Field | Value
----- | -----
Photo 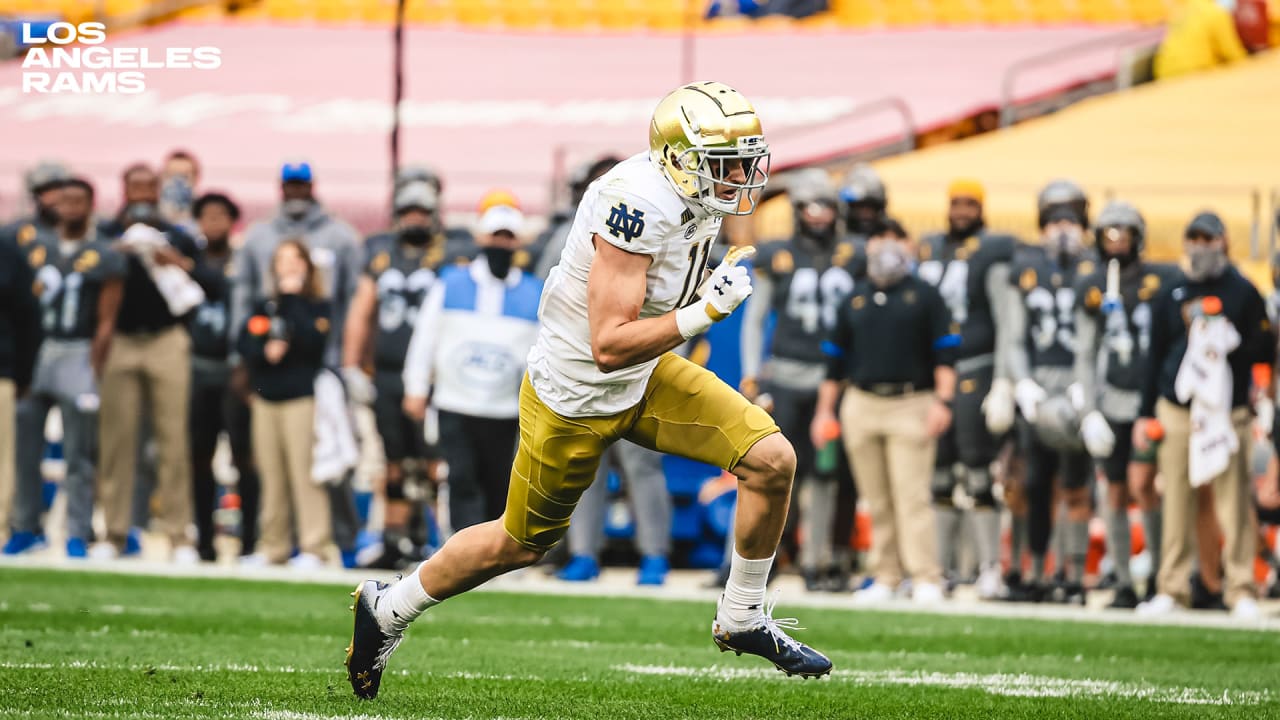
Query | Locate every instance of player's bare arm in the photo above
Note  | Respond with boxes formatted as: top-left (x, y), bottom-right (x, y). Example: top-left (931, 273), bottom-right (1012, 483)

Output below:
top-left (587, 236), bottom-right (684, 373)
top-left (341, 275), bottom-right (378, 370)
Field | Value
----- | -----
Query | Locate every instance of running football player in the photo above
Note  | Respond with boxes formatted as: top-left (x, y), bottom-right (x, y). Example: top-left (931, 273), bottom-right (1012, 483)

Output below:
top-left (345, 81), bottom-right (832, 700)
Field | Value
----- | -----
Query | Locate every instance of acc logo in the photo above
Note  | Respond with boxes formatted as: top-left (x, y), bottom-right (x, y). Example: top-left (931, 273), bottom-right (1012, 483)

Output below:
top-left (605, 202), bottom-right (645, 243)
top-left (1138, 273), bottom-right (1162, 301)
top-left (1085, 286), bottom-right (1103, 310)
top-left (424, 246), bottom-right (444, 268)
top-left (1019, 268), bottom-right (1038, 291)
top-left (17, 224), bottom-right (36, 246)
top-left (833, 242), bottom-right (853, 269)
top-left (772, 250), bottom-right (794, 274)
top-left (73, 249), bottom-right (99, 272)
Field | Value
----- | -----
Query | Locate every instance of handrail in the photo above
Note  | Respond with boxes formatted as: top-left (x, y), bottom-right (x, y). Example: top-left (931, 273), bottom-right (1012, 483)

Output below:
top-left (999, 27), bottom-right (1166, 128)
top-left (767, 94), bottom-right (917, 158)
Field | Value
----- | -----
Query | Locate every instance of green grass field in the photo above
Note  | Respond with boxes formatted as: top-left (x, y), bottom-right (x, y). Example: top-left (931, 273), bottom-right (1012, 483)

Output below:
top-left (1, 567), bottom-right (1277, 720)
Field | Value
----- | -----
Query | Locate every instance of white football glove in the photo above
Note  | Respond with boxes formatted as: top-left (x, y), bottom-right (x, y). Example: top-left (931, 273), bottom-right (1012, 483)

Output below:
top-left (982, 378), bottom-right (1016, 435)
top-left (1014, 378), bottom-right (1047, 423)
top-left (342, 366), bottom-right (376, 406)
top-left (676, 246), bottom-right (755, 339)
top-left (1080, 410), bottom-right (1116, 459)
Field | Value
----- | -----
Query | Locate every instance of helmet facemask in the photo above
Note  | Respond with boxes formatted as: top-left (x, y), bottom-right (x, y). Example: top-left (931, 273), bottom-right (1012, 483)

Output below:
top-left (669, 141), bottom-right (770, 216)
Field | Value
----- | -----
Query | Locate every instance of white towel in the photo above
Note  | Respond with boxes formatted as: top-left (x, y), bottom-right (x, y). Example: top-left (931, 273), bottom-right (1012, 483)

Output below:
top-left (1174, 314), bottom-right (1240, 487)
top-left (120, 223), bottom-right (205, 316)
top-left (312, 369), bottom-right (359, 486)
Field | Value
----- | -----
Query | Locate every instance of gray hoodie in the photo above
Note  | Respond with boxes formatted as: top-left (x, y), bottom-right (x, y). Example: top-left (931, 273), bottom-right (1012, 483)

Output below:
top-left (230, 201), bottom-right (360, 366)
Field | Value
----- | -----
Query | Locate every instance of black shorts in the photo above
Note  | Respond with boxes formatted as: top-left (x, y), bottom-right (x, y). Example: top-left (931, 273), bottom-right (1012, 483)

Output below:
top-left (764, 383), bottom-right (820, 483)
top-left (1019, 418), bottom-right (1091, 491)
top-left (374, 370), bottom-right (428, 462)
top-left (1099, 419), bottom-right (1135, 485)
top-left (936, 361), bottom-right (999, 470)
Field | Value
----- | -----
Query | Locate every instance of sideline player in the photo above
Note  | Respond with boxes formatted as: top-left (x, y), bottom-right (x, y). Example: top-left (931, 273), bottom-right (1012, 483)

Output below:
top-left (345, 81), bottom-right (832, 699)
top-left (1073, 200), bottom-right (1179, 607)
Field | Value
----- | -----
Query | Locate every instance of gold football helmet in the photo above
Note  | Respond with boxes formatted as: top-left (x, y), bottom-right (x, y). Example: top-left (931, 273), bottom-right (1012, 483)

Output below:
top-left (649, 81), bottom-right (770, 216)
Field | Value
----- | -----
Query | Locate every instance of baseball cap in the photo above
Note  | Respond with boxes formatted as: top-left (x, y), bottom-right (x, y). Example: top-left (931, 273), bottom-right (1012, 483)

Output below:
top-left (393, 181), bottom-right (439, 214)
top-left (281, 162), bottom-right (313, 183)
top-left (1185, 211), bottom-right (1226, 238)
top-left (479, 205), bottom-right (524, 235)
top-left (25, 160), bottom-right (70, 194)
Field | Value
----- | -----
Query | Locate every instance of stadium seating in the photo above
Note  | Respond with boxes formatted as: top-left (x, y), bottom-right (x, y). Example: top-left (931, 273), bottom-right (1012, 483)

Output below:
top-left (859, 49), bottom-right (1280, 285)
top-left (10, 0), bottom-right (1196, 31)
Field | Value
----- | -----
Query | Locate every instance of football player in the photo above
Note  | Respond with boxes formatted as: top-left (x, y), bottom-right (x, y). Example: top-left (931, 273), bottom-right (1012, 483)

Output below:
top-left (346, 82), bottom-right (831, 699)
top-left (342, 182), bottom-right (456, 570)
top-left (1000, 179), bottom-right (1096, 604)
top-left (837, 163), bottom-right (887, 242)
top-left (11, 178), bottom-right (126, 558)
top-left (917, 179), bottom-right (1017, 599)
top-left (740, 168), bottom-right (856, 591)
top-left (1073, 200), bottom-right (1179, 607)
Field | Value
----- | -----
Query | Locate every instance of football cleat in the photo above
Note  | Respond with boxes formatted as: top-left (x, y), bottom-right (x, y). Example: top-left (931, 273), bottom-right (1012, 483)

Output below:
top-left (711, 593), bottom-right (832, 678)
top-left (345, 579), bottom-right (404, 700)
top-left (2, 531), bottom-right (47, 556)
top-left (1108, 585), bottom-right (1139, 609)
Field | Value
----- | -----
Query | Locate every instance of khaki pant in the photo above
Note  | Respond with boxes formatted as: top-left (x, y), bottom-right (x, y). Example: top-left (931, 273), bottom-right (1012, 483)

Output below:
top-left (1155, 399), bottom-right (1257, 607)
top-left (0, 379), bottom-right (13, 537)
top-left (251, 396), bottom-right (333, 563)
top-left (98, 326), bottom-right (193, 548)
top-left (840, 388), bottom-right (942, 587)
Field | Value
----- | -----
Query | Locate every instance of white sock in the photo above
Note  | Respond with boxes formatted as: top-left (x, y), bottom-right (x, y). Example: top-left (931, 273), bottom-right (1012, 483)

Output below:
top-left (717, 551), bottom-right (773, 632)
top-left (377, 562), bottom-right (440, 634)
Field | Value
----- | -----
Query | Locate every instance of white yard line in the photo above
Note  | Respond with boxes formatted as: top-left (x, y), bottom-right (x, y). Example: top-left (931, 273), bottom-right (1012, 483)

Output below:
top-left (2, 555), bottom-right (1277, 631)
top-left (614, 664), bottom-right (1274, 706)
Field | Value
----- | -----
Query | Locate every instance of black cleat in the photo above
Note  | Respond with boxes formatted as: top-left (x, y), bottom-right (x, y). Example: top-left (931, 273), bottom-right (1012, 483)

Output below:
top-left (345, 579), bottom-right (404, 700)
top-left (1059, 582), bottom-right (1087, 607)
top-left (711, 595), bottom-right (832, 678)
top-left (1108, 585), bottom-right (1139, 609)
top-left (1001, 581), bottom-right (1048, 603)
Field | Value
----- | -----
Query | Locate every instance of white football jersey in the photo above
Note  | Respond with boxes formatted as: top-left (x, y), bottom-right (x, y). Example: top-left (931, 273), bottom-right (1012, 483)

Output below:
top-left (527, 152), bottom-right (722, 417)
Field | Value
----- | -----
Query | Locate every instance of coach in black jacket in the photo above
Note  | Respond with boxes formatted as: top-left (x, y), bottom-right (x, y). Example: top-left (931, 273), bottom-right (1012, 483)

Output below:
top-left (0, 233), bottom-right (41, 541)
top-left (1134, 212), bottom-right (1275, 619)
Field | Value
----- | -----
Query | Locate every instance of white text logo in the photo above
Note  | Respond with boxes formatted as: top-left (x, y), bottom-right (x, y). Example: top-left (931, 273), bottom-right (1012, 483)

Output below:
top-left (21, 23), bottom-right (222, 94)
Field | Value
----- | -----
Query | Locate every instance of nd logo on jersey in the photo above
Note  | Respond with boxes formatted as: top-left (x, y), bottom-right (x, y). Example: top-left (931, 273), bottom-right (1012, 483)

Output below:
top-left (605, 202), bottom-right (646, 243)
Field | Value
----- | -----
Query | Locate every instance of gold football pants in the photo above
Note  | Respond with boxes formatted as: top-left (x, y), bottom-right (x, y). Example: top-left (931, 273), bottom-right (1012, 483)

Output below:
top-left (504, 352), bottom-right (779, 551)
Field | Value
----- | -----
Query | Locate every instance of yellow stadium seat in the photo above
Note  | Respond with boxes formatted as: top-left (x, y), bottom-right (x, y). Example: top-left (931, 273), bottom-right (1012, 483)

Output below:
top-left (498, 0), bottom-right (549, 29)
top-left (263, 0), bottom-right (314, 22)
top-left (833, 0), bottom-right (881, 27)
top-left (410, 0), bottom-right (456, 25)
top-left (549, 0), bottom-right (592, 30)
top-left (1030, 0), bottom-right (1072, 23)
top-left (176, 3), bottom-right (227, 22)
top-left (103, 0), bottom-right (145, 19)
top-left (599, 0), bottom-right (643, 30)
top-left (883, 0), bottom-right (926, 26)
top-left (56, 0), bottom-right (96, 23)
top-left (360, 0), bottom-right (396, 25)
top-left (935, 0), bottom-right (980, 25)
